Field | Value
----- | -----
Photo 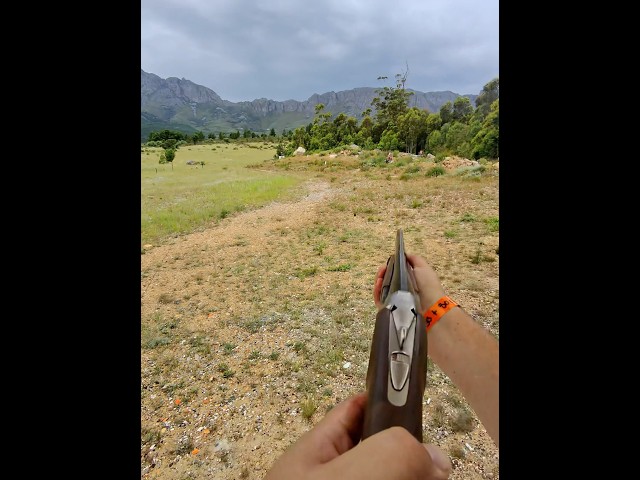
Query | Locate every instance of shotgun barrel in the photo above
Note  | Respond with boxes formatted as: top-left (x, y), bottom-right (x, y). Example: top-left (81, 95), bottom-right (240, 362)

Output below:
top-left (361, 229), bottom-right (427, 442)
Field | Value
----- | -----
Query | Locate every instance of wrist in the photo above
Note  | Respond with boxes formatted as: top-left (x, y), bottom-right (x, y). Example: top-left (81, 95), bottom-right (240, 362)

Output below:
top-left (422, 295), bottom-right (459, 331)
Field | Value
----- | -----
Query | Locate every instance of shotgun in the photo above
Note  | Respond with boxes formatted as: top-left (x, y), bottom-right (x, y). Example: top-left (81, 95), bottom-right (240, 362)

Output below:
top-left (361, 228), bottom-right (427, 442)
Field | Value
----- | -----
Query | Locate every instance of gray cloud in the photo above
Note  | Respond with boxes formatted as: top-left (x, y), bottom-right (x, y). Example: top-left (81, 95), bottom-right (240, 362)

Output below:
top-left (141, 0), bottom-right (498, 102)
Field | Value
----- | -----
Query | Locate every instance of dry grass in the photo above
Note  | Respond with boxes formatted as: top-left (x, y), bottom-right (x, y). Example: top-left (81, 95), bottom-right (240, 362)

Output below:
top-left (141, 150), bottom-right (499, 480)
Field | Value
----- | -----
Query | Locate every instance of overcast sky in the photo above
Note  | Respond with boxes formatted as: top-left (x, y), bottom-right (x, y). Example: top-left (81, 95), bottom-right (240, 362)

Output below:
top-left (141, 0), bottom-right (498, 103)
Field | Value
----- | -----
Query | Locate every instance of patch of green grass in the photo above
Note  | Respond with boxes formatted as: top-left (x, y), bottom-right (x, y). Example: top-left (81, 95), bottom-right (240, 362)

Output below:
top-left (217, 363), bottom-right (235, 379)
top-left (484, 216), bottom-right (499, 232)
top-left (296, 266), bottom-right (318, 278)
top-left (248, 350), bottom-right (261, 360)
top-left (327, 263), bottom-right (352, 272)
top-left (141, 143), bottom-right (300, 246)
top-left (313, 241), bottom-right (327, 255)
top-left (444, 230), bottom-right (457, 238)
top-left (269, 351), bottom-right (280, 361)
top-left (460, 212), bottom-right (476, 222)
top-left (410, 199), bottom-right (423, 208)
top-left (292, 341), bottom-right (307, 353)
top-left (222, 342), bottom-right (236, 355)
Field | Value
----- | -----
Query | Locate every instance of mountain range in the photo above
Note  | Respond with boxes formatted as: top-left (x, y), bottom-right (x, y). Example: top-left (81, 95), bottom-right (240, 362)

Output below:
top-left (141, 69), bottom-right (478, 142)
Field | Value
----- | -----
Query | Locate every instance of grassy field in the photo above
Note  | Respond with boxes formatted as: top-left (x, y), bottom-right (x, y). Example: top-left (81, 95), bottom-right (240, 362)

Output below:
top-left (141, 146), bottom-right (499, 480)
top-left (141, 142), bottom-right (301, 246)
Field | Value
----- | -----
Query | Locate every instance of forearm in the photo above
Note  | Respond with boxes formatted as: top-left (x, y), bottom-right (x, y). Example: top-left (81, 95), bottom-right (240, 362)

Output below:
top-left (427, 307), bottom-right (499, 446)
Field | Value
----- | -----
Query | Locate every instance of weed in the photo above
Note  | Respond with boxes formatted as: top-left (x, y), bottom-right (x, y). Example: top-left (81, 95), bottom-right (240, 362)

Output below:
top-left (444, 230), bottom-right (457, 238)
top-left (430, 404), bottom-right (447, 428)
top-left (293, 341), bottom-right (307, 353)
top-left (314, 241), bottom-right (326, 255)
top-left (222, 343), bottom-right (236, 355)
top-left (450, 444), bottom-right (466, 459)
top-left (141, 427), bottom-right (161, 444)
top-left (296, 266), bottom-right (318, 279)
top-left (158, 293), bottom-right (175, 304)
top-left (269, 351), bottom-right (280, 361)
top-left (300, 397), bottom-right (318, 420)
top-left (218, 363), bottom-right (235, 378)
top-left (451, 408), bottom-right (475, 433)
top-left (188, 335), bottom-right (211, 355)
top-left (248, 350), bottom-right (261, 360)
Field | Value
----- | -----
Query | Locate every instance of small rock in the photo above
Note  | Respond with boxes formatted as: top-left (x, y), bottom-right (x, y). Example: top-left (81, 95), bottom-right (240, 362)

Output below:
top-left (343, 362), bottom-right (351, 369)
top-left (214, 439), bottom-right (231, 453)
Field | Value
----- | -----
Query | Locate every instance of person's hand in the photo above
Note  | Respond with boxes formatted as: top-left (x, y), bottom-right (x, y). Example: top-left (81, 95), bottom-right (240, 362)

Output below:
top-left (264, 392), bottom-right (451, 480)
top-left (373, 254), bottom-right (446, 311)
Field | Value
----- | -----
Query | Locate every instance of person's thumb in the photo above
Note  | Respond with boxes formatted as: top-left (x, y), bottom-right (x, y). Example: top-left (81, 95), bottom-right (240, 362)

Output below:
top-left (424, 443), bottom-right (452, 475)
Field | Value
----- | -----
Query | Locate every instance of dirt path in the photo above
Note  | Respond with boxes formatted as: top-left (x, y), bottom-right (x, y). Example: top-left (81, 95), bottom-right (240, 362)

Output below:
top-left (141, 171), bottom-right (499, 480)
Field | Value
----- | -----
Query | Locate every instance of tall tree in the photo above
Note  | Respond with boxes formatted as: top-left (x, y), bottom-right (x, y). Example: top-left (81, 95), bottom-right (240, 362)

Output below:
top-left (471, 99), bottom-right (499, 159)
top-left (439, 102), bottom-right (453, 125)
top-left (475, 77), bottom-right (499, 119)
top-left (452, 97), bottom-right (473, 123)
top-left (371, 66), bottom-right (413, 135)
top-left (397, 107), bottom-right (429, 154)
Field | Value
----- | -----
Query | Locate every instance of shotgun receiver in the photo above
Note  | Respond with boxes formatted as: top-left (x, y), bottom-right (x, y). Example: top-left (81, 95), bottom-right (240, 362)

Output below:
top-left (362, 229), bottom-right (427, 442)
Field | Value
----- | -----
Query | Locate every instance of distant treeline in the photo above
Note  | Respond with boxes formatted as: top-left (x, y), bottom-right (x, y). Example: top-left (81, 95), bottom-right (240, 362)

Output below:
top-left (145, 75), bottom-right (498, 160)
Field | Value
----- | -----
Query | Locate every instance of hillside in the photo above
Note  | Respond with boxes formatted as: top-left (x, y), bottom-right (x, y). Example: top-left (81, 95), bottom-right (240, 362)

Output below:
top-left (141, 70), bottom-right (478, 141)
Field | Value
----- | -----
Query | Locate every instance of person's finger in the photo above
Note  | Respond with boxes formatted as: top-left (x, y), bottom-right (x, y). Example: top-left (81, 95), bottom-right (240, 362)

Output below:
top-left (373, 264), bottom-right (386, 308)
top-left (318, 426), bottom-right (451, 480)
top-left (293, 392), bottom-right (368, 464)
top-left (407, 253), bottom-right (429, 267)
top-left (406, 254), bottom-right (446, 308)
top-left (263, 393), bottom-right (368, 480)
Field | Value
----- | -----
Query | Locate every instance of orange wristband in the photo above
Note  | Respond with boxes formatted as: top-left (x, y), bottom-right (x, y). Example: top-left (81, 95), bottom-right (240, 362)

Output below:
top-left (423, 296), bottom-right (458, 331)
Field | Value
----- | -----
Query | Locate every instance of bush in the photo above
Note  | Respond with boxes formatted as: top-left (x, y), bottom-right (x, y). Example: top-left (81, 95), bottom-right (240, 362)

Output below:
top-left (426, 166), bottom-right (446, 177)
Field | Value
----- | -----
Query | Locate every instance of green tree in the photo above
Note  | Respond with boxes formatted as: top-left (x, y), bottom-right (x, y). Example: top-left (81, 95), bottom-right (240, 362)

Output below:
top-left (439, 102), bottom-right (453, 125)
top-left (397, 107), bottom-right (428, 154)
top-left (164, 148), bottom-right (175, 163)
top-left (291, 126), bottom-right (309, 150)
top-left (192, 131), bottom-right (205, 144)
top-left (428, 130), bottom-right (444, 152)
top-left (371, 67), bottom-right (413, 135)
top-left (355, 115), bottom-right (373, 147)
top-left (148, 129), bottom-right (186, 142)
top-left (471, 99), bottom-right (499, 159)
top-left (475, 77), bottom-right (499, 119)
top-left (218, 132), bottom-right (225, 140)
top-left (270, 128), bottom-right (276, 137)
top-left (378, 129), bottom-right (400, 151)
top-left (452, 97), bottom-right (473, 123)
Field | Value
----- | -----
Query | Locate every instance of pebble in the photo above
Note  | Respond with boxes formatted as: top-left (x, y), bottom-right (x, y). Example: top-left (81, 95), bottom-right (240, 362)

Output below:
top-left (343, 362), bottom-right (351, 369)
